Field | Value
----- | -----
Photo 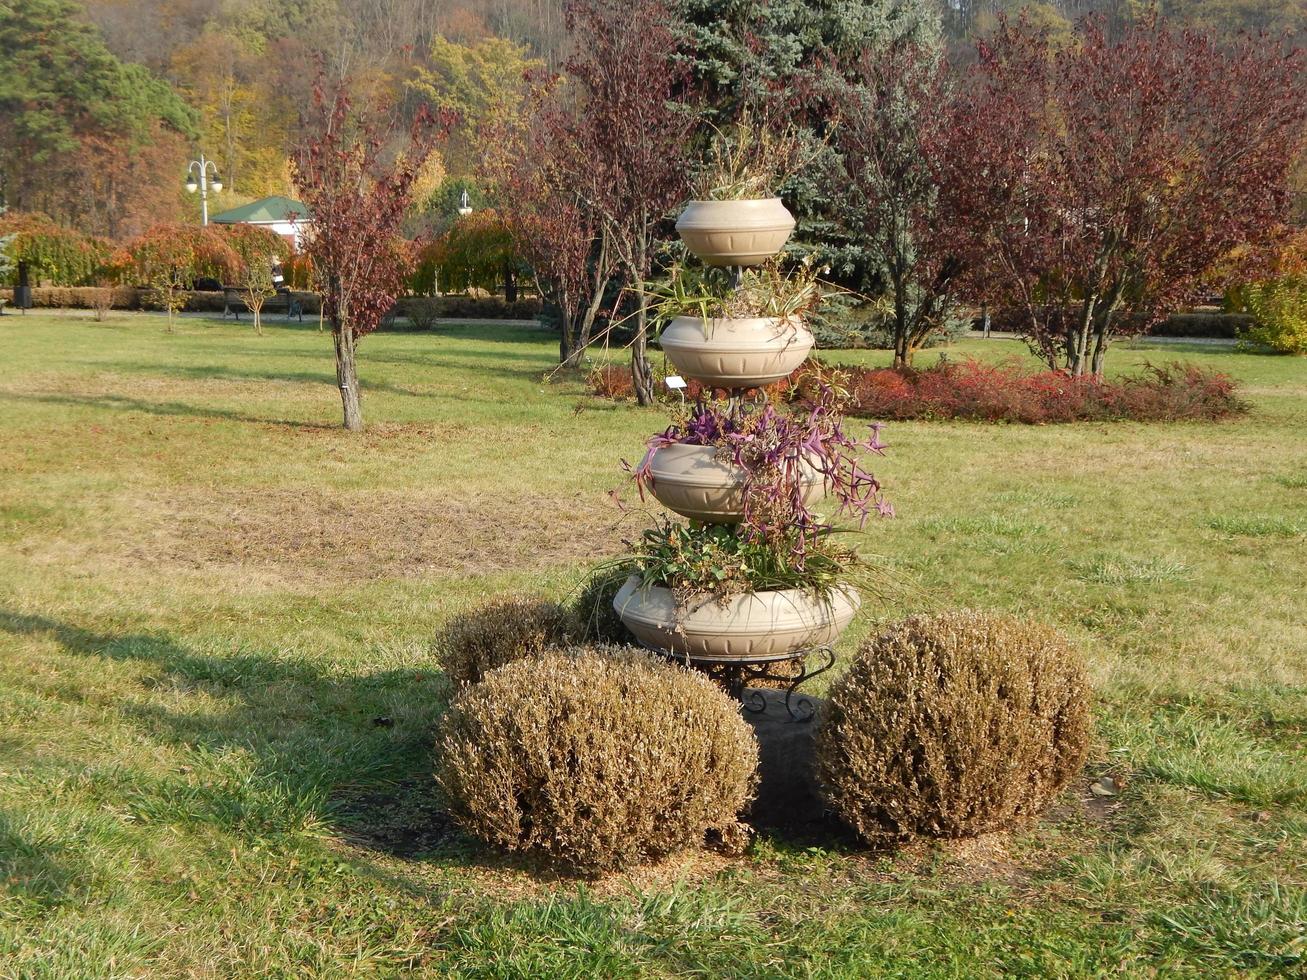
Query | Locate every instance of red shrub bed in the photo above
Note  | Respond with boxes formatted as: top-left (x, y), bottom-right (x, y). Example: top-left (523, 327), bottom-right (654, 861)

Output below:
top-left (829, 358), bottom-right (1245, 423)
top-left (586, 356), bottom-right (1244, 423)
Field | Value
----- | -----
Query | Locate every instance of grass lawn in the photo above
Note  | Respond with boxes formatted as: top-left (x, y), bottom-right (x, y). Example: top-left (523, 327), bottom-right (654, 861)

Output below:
top-left (1, 310), bottom-right (1304, 977)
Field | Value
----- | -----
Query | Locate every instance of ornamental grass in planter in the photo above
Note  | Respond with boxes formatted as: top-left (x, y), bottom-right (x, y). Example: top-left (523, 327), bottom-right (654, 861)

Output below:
top-left (816, 610), bottom-right (1092, 844)
top-left (650, 261), bottom-right (823, 388)
top-left (436, 648), bottom-right (758, 875)
top-left (674, 114), bottom-right (805, 266)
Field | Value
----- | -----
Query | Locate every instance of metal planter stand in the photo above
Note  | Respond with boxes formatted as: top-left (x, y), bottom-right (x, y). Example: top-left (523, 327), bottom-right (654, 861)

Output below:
top-left (653, 645), bottom-right (836, 723)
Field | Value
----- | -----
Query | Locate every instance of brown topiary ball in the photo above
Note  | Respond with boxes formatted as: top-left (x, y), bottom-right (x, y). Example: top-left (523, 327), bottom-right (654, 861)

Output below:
top-left (435, 595), bottom-right (575, 688)
top-left (816, 610), bottom-right (1091, 844)
top-left (436, 648), bottom-right (759, 875)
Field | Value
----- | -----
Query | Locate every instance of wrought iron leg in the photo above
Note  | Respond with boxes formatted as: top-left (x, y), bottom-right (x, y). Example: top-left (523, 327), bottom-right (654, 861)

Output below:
top-left (782, 646), bottom-right (836, 722)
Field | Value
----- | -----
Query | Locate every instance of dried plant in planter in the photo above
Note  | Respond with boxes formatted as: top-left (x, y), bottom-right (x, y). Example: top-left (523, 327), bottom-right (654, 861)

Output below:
top-left (816, 610), bottom-right (1092, 844)
top-left (648, 257), bottom-right (827, 329)
top-left (693, 111), bottom-right (812, 201)
top-left (434, 594), bottom-right (575, 687)
top-left (436, 648), bottom-right (759, 875)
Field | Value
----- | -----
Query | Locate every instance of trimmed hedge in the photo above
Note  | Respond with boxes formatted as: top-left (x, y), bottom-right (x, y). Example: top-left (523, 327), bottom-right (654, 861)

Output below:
top-left (437, 648), bottom-right (758, 874)
top-left (0, 288), bottom-right (541, 322)
top-left (434, 594), bottom-right (576, 688)
top-left (817, 610), bottom-right (1091, 844)
top-left (0, 286), bottom-right (321, 315)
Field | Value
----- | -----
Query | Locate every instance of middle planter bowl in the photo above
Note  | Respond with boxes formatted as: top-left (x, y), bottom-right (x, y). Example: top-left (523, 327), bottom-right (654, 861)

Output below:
top-left (646, 443), bottom-right (826, 524)
top-left (614, 576), bottom-right (860, 660)
top-left (660, 316), bottom-right (814, 389)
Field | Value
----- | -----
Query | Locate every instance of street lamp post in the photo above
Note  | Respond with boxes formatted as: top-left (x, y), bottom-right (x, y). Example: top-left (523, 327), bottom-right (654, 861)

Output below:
top-left (185, 154), bottom-right (224, 226)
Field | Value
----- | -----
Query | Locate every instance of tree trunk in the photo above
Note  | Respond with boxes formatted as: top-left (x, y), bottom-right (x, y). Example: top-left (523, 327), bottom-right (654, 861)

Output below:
top-left (1068, 299), bottom-right (1096, 376)
top-left (631, 295), bottom-right (655, 406)
top-left (564, 232), bottom-right (610, 368)
top-left (503, 262), bottom-right (518, 303)
top-left (891, 267), bottom-right (911, 370)
top-left (1090, 312), bottom-right (1111, 378)
top-left (334, 325), bottom-right (363, 431)
top-left (253, 304), bottom-right (263, 336)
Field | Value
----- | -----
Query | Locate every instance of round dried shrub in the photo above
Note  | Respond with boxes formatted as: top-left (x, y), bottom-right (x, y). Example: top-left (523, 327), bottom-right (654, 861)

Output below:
top-left (435, 595), bottom-right (575, 687)
top-left (816, 610), bottom-right (1091, 844)
top-left (436, 648), bottom-right (759, 875)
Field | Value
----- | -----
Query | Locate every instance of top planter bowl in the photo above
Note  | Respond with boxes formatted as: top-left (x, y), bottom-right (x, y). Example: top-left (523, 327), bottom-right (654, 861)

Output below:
top-left (675, 198), bottom-right (796, 267)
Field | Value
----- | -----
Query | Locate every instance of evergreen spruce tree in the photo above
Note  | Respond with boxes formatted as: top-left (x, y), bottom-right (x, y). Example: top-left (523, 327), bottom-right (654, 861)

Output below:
top-left (674, 0), bottom-right (941, 303)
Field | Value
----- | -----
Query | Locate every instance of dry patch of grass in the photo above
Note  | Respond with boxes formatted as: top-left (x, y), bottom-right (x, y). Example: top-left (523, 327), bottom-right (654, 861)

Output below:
top-left (131, 486), bottom-right (628, 584)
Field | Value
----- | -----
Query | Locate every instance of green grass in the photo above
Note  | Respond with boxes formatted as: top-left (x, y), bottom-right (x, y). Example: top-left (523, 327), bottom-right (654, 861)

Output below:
top-left (1, 310), bottom-right (1304, 977)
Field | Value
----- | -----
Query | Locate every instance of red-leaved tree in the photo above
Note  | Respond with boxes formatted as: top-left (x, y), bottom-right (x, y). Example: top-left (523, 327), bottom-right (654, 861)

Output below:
top-left (293, 84), bottom-right (456, 430)
top-left (561, 0), bottom-right (699, 404)
top-left (122, 224), bottom-right (242, 332)
top-left (489, 74), bottom-right (615, 368)
top-left (825, 40), bottom-right (962, 370)
top-left (946, 17), bottom-right (1307, 376)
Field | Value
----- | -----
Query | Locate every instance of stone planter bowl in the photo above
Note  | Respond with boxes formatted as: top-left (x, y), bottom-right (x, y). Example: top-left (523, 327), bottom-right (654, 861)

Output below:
top-left (675, 198), bottom-right (796, 266)
top-left (645, 444), bottom-right (825, 524)
top-left (614, 576), bottom-right (860, 660)
top-left (659, 316), bottom-right (814, 389)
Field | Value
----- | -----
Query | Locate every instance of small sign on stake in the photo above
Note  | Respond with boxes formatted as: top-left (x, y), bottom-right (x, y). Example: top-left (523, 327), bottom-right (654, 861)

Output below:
top-left (665, 374), bottom-right (687, 405)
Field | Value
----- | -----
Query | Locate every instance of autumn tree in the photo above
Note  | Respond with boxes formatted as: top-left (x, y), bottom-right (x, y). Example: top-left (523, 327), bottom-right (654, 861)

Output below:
top-left (407, 35), bottom-right (545, 177)
top-left (487, 75), bottom-right (615, 366)
top-left (0, 0), bottom-right (197, 237)
top-left (561, 0), bottom-right (699, 404)
top-left (293, 83), bottom-right (455, 430)
top-left (123, 224), bottom-right (241, 332)
top-left (0, 211), bottom-right (112, 290)
top-left (825, 41), bottom-right (963, 369)
top-left (947, 16), bottom-right (1307, 375)
top-left (223, 224), bottom-right (293, 335)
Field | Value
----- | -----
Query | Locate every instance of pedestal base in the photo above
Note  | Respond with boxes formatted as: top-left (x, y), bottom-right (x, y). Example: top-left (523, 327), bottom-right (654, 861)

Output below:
top-left (651, 645), bottom-right (836, 723)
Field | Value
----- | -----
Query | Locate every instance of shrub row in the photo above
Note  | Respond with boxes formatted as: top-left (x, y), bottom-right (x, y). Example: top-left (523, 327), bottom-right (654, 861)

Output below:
top-left (0, 286), bottom-right (321, 315)
top-left (831, 358), bottom-right (1246, 422)
top-left (393, 295), bottom-right (542, 323)
top-left (0, 287), bottom-right (541, 322)
top-left (433, 589), bottom-right (1092, 875)
top-left (585, 356), bottom-right (1245, 422)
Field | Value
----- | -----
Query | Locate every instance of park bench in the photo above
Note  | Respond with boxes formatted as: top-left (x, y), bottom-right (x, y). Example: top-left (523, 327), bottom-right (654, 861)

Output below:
top-left (221, 286), bottom-right (304, 323)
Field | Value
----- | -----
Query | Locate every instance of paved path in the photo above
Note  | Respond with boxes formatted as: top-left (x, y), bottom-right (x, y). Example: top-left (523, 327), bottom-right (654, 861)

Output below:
top-left (965, 330), bottom-right (1236, 348)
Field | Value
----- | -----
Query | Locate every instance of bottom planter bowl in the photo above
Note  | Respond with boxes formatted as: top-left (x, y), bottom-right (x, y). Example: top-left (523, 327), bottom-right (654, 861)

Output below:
top-left (613, 576), bottom-right (860, 660)
top-left (646, 444), bottom-right (826, 524)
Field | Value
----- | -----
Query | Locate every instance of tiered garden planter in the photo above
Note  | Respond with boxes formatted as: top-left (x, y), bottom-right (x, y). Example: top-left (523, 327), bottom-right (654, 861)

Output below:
top-left (615, 196), bottom-right (859, 721)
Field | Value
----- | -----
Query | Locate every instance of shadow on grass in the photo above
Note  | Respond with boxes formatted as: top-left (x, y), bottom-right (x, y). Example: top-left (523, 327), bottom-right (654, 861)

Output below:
top-left (93, 361), bottom-right (432, 399)
top-left (0, 610), bottom-right (453, 860)
top-left (0, 391), bottom-right (336, 430)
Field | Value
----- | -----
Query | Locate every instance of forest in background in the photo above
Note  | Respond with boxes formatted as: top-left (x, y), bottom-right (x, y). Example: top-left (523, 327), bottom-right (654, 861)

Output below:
top-left (2, 0), bottom-right (1303, 240)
